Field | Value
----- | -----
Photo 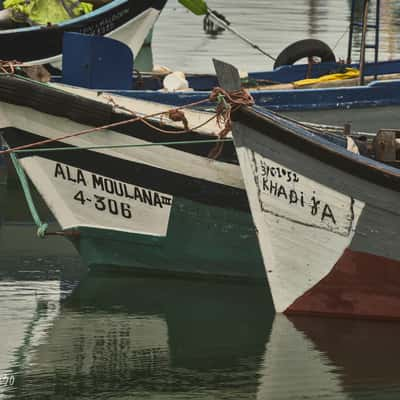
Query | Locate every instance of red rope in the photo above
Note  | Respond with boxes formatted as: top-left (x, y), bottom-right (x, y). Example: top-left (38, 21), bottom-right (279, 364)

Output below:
top-left (208, 87), bottom-right (254, 158)
top-left (0, 87), bottom-right (254, 157)
top-left (0, 60), bottom-right (24, 74)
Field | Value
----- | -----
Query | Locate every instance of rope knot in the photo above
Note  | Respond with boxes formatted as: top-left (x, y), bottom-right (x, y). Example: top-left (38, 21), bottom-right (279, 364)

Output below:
top-left (0, 60), bottom-right (22, 74)
top-left (209, 87), bottom-right (254, 109)
top-left (209, 87), bottom-right (254, 138)
top-left (37, 223), bottom-right (49, 238)
top-left (208, 87), bottom-right (254, 159)
top-left (168, 109), bottom-right (189, 131)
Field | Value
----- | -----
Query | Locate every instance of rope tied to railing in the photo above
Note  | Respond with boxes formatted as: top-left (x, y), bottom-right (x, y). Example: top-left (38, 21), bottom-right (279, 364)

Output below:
top-left (10, 152), bottom-right (49, 238)
top-left (0, 87), bottom-right (254, 158)
top-left (208, 87), bottom-right (255, 158)
top-left (2, 86), bottom-right (254, 239)
top-left (210, 87), bottom-right (254, 137)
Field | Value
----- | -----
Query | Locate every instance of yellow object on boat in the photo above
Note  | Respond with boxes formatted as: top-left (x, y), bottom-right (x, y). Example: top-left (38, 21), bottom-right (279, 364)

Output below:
top-left (4, 0), bottom-right (93, 25)
top-left (293, 67), bottom-right (360, 88)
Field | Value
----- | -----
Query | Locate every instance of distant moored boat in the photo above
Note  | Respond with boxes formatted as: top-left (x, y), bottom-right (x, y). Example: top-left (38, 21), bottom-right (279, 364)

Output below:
top-left (0, 0), bottom-right (167, 66)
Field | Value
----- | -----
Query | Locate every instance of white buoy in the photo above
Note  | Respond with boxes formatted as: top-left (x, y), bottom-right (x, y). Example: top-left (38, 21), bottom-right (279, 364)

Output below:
top-left (162, 71), bottom-right (190, 92)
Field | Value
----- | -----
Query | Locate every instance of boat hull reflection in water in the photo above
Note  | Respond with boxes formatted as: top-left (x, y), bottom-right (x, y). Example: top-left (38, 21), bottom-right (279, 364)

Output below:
top-left (259, 315), bottom-right (400, 399)
top-left (3, 274), bottom-right (400, 399)
top-left (6, 275), bottom-right (273, 398)
top-left (0, 183), bottom-right (83, 279)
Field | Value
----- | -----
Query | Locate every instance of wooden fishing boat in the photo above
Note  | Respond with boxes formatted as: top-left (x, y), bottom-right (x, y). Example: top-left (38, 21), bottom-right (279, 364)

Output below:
top-left (87, 57), bottom-right (400, 91)
top-left (118, 72), bottom-right (400, 134)
top-left (0, 73), bottom-right (266, 280)
top-left (46, 33), bottom-right (400, 134)
top-left (74, 38), bottom-right (400, 134)
top-left (93, 0), bottom-right (400, 133)
top-left (214, 60), bottom-right (400, 320)
top-left (0, 0), bottom-right (167, 66)
top-left (42, 0), bottom-right (400, 135)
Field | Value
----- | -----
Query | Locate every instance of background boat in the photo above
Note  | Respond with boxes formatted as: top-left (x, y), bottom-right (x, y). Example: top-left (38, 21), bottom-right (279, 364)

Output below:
top-left (47, 26), bottom-right (400, 134)
top-left (0, 0), bottom-right (167, 66)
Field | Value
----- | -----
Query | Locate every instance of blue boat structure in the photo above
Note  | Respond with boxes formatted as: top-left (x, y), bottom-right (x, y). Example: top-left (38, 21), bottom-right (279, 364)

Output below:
top-left (45, 26), bottom-right (400, 134)
top-left (66, 40), bottom-right (399, 134)
top-left (114, 67), bottom-right (400, 133)
top-left (214, 59), bottom-right (400, 320)
top-left (67, 0), bottom-right (400, 133)
top-left (0, 0), bottom-right (167, 66)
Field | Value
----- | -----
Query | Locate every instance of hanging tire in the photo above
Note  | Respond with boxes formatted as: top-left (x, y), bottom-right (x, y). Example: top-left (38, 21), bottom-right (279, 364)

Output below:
top-left (273, 39), bottom-right (336, 69)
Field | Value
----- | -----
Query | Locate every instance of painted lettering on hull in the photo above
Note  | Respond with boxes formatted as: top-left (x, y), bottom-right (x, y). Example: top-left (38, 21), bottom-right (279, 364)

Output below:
top-left (78, 8), bottom-right (130, 36)
top-left (34, 160), bottom-right (173, 236)
top-left (250, 154), bottom-right (354, 236)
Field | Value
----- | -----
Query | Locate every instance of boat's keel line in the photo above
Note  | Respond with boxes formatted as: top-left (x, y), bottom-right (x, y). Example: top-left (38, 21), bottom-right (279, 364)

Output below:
top-left (285, 248), bottom-right (400, 319)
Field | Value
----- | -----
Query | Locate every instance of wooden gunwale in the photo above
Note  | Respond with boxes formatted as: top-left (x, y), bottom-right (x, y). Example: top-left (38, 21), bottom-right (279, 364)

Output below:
top-left (234, 106), bottom-right (400, 191)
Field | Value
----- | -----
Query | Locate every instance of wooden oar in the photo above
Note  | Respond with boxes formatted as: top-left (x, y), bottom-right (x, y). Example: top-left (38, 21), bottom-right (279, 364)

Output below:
top-left (178, 0), bottom-right (276, 61)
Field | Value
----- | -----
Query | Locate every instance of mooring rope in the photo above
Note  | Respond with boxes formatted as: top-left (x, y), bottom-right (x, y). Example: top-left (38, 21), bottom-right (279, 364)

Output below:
top-left (9, 153), bottom-right (49, 237)
top-left (12, 138), bottom-right (233, 154)
top-left (3, 87), bottom-right (253, 239)
top-left (208, 87), bottom-right (255, 158)
top-left (0, 60), bottom-right (25, 74)
top-left (0, 87), bottom-right (254, 157)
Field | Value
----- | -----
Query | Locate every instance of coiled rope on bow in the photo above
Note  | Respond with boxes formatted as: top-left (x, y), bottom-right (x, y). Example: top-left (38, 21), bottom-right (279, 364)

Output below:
top-left (208, 87), bottom-right (255, 158)
top-left (210, 87), bottom-right (255, 137)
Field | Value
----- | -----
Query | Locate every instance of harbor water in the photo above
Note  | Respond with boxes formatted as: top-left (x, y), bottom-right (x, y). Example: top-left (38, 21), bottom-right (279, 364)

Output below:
top-left (2, 0), bottom-right (400, 398)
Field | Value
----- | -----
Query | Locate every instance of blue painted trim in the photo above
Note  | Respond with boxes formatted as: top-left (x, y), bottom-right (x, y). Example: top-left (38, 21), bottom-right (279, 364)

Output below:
top-left (108, 78), bottom-right (400, 111)
top-left (248, 60), bottom-right (400, 83)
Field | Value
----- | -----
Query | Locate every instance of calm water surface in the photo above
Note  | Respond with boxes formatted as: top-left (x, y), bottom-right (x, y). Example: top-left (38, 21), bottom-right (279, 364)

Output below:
top-left (152, 0), bottom-right (400, 73)
top-left (2, 1), bottom-right (400, 398)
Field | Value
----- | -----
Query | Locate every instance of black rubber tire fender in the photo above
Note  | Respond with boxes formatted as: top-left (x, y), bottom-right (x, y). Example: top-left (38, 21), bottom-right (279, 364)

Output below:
top-left (273, 39), bottom-right (336, 69)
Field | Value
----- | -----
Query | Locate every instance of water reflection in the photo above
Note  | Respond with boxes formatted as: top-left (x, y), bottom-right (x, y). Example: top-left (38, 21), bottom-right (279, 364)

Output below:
top-left (153, 0), bottom-right (400, 73)
top-left (259, 315), bottom-right (400, 400)
top-left (4, 275), bottom-right (274, 399)
top-left (1, 180), bottom-right (400, 399)
top-left (288, 316), bottom-right (400, 398)
top-left (1, 2), bottom-right (400, 397)
top-left (2, 273), bottom-right (400, 399)
top-left (307, 0), bottom-right (327, 36)
top-left (380, 0), bottom-right (400, 58)
top-left (0, 183), bottom-right (83, 280)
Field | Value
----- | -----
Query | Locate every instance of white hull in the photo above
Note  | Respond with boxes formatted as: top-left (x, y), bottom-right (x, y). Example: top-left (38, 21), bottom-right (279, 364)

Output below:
top-left (22, 7), bottom-right (162, 68)
top-left (232, 107), bottom-right (400, 319)
top-left (0, 86), bottom-right (242, 238)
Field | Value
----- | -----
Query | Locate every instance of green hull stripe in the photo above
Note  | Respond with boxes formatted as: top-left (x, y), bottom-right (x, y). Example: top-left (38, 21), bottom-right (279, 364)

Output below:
top-left (75, 196), bottom-right (266, 280)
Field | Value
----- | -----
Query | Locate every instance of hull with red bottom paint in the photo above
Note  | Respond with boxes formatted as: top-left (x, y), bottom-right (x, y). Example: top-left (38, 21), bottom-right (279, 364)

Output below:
top-left (216, 58), bottom-right (400, 320)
